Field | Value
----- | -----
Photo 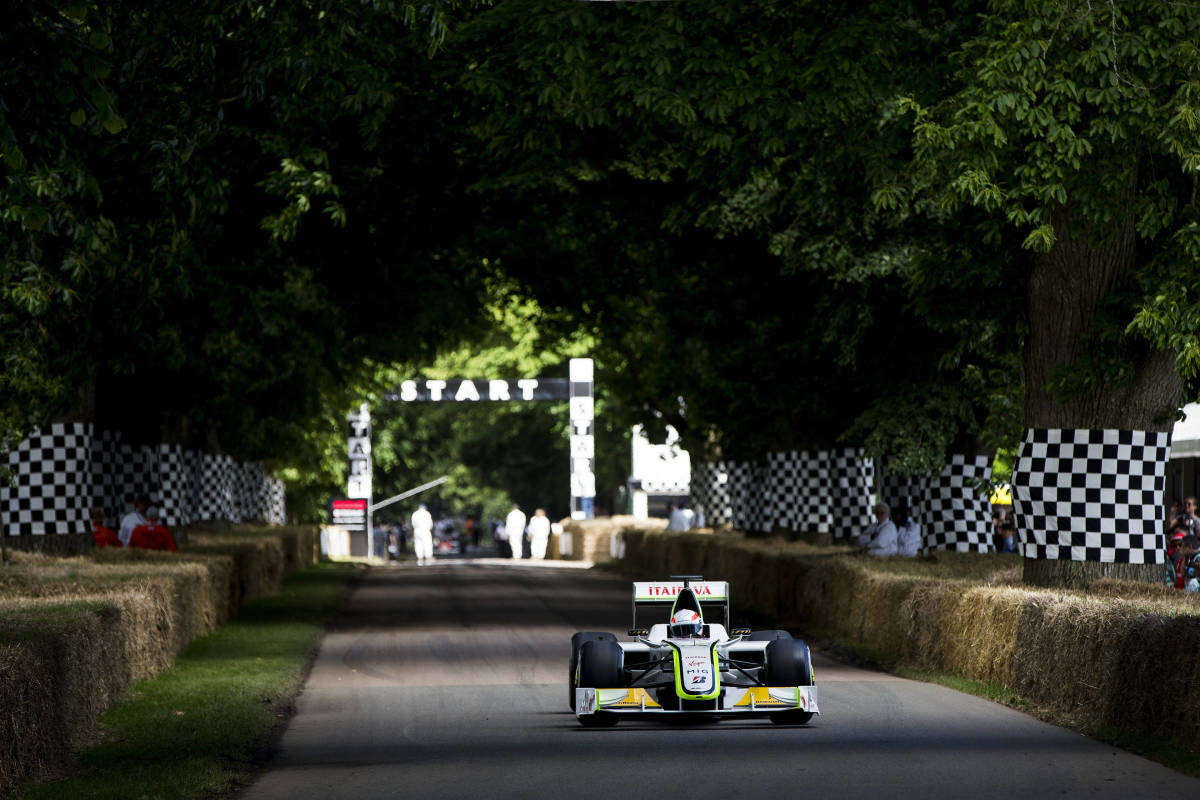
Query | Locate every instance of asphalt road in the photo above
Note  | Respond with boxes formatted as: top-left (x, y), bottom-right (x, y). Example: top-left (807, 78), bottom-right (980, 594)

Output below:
top-left (241, 562), bottom-right (1199, 800)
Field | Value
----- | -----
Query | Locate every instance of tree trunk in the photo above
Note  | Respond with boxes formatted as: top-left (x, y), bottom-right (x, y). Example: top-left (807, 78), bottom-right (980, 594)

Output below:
top-left (1021, 193), bottom-right (1183, 587)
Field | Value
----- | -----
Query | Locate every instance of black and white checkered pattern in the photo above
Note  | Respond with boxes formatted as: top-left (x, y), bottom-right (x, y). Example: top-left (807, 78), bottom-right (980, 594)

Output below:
top-left (728, 461), bottom-right (772, 533)
top-left (267, 476), bottom-right (286, 524)
top-left (154, 444), bottom-right (196, 528)
top-left (794, 451), bottom-right (835, 535)
top-left (4, 426), bottom-right (288, 535)
top-left (879, 466), bottom-right (924, 529)
top-left (923, 455), bottom-right (993, 553)
top-left (90, 429), bottom-right (123, 526)
top-left (691, 450), bottom-right (872, 537)
top-left (1012, 428), bottom-right (1168, 564)
top-left (768, 451), bottom-right (803, 531)
top-left (197, 453), bottom-right (235, 521)
top-left (1, 423), bottom-right (93, 536)
top-left (828, 449), bottom-right (874, 540)
top-left (690, 461), bottom-right (734, 526)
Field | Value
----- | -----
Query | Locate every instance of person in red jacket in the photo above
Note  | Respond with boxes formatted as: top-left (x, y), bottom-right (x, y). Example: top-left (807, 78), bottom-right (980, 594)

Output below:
top-left (91, 508), bottom-right (120, 548)
top-left (128, 506), bottom-right (178, 552)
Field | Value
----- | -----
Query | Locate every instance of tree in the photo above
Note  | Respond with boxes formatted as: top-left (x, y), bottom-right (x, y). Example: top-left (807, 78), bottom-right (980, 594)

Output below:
top-left (1, 0), bottom-right (489, 464)
top-left (448, 0), bottom-right (1200, 585)
top-left (446, 1), bottom-right (1016, 469)
top-left (897, 1), bottom-right (1200, 585)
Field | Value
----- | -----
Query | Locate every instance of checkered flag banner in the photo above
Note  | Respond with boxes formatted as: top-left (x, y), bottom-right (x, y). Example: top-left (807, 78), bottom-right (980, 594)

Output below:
top-left (4, 426), bottom-right (288, 536)
top-left (828, 449), bottom-right (874, 539)
top-left (923, 455), bottom-right (993, 553)
top-left (879, 467), bottom-right (924, 529)
top-left (1, 423), bottom-right (94, 536)
top-left (690, 461), bottom-right (734, 526)
top-left (692, 449), bottom-right (872, 537)
top-left (1011, 428), bottom-right (1168, 564)
top-left (768, 450), bottom-right (834, 535)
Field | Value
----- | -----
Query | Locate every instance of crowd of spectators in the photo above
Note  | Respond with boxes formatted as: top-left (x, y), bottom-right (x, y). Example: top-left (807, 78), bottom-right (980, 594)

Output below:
top-left (1166, 497), bottom-right (1200, 591)
top-left (92, 493), bottom-right (178, 551)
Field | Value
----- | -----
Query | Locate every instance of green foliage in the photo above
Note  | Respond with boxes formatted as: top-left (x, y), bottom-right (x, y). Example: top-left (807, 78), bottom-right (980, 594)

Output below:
top-left (900, 1), bottom-right (1200, 406)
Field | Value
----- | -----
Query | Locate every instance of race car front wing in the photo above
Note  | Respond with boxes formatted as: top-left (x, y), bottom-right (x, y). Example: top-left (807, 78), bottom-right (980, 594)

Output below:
top-left (575, 686), bottom-right (819, 717)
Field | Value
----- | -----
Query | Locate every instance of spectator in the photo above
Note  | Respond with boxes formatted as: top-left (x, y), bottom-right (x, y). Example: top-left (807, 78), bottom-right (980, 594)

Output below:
top-left (667, 501), bottom-right (696, 531)
top-left (858, 502), bottom-right (898, 557)
top-left (1166, 499), bottom-right (1185, 528)
top-left (506, 504), bottom-right (527, 560)
top-left (1179, 497), bottom-right (1200, 535)
top-left (893, 503), bottom-right (921, 557)
top-left (128, 506), bottom-right (178, 551)
top-left (118, 493), bottom-right (153, 548)
top-left (411, 503), bottom-right (434, 565)
top-left (91, 508), bottom-right (120, 548)
top-left (387, 525), bottom-right (400, 561)
top-left (992, 506), bottom-right (1011, 551)
top-left (494, 519), bottom-right (509, 557)
top-left (528, 508), bottom-right (552, 559)
top-left (1167, 523), bottom-right (1188, 560)
top-left (999, 522), bottom-right (1017, 553)
top-left (1173, 534), bottom-right (1200, 589)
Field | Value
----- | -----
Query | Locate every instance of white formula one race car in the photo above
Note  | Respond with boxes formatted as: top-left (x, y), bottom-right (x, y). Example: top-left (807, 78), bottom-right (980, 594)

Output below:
top-left (570, 575), bottom-right (819, 727)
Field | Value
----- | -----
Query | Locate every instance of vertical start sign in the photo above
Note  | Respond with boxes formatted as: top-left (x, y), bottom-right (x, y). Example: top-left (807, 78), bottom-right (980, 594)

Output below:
top-left (347, 403), bottom-right (372, 500)
top-left (569, 358), bottom-right (595, 519)
top-left (347, 404), bottom-right (372, 556)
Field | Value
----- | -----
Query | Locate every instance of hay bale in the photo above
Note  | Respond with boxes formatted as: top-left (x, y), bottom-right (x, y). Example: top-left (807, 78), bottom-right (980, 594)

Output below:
top-left (188, 533), bottom-right (286, 607)
top-left (1011, 593), bottom-right (1119, 718)
top-left (0, 596), bottom-right (149, 794)
top-left (935, 586), bottom-right (1023, 685)
top-left (225, 524), bottom-right (321, 574)
top-left (0, 640), bottom-right (57, 796)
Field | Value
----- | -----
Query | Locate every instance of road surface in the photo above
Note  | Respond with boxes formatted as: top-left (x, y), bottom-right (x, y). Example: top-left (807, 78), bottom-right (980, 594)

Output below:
top-left (241, 562), bottom-right (1198, 799)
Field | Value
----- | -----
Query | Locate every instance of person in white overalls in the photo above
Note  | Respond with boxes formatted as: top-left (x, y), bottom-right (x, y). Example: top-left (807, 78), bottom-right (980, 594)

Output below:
top-left (506, 504), bottom-right (527, 560)
top-left (411, 503), bottom-right (434, 565)
top-left (527, 508), bottom-right (551, 559)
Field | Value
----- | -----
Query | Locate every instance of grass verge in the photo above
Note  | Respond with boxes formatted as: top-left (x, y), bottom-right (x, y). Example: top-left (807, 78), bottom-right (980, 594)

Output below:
top-left (20, 561), bottom-right (361, 800)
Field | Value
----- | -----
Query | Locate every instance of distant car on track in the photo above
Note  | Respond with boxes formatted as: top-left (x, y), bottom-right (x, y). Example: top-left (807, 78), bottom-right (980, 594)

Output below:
top-left (570, 575), bottom-right (819, 726)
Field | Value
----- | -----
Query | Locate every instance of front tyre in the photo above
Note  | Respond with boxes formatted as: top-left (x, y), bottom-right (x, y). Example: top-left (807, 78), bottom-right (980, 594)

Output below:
top-left (576, 640), bottom-right (623, 728)
top-left (569, 632), bottom-right (616, 710)
top-left (764, 639), bottom-right (815, 726)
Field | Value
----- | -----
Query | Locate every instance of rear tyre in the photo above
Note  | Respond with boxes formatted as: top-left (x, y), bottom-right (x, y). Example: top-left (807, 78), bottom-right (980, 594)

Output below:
top-left (577, 640), bottom-right (623, 727)
top-left (569, 632), bottom-right (616, 710)
top-left (765, 639), bottom-right (815, 726)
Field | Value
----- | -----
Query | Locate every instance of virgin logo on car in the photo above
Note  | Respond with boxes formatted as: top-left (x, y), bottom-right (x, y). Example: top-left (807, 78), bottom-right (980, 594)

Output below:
top-left (687, 659), bottom-right (707, 667)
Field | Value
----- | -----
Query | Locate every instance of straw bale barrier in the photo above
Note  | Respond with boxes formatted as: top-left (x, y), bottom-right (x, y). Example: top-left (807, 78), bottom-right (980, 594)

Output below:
top-left (0, 525), bottom-right (319, 796)
top-left (186, 532), bottom-right (286, 609)
top-left (223, 524), bottom-right (320, 575)
top-left (610, 525), bottom-right (1200, 753)
top-left (563, 516), bottom-right (666, 563)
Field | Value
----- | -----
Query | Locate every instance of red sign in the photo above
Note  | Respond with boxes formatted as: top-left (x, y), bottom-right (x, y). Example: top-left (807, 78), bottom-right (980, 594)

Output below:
top-left (331, 498), bottom-right (368, 532)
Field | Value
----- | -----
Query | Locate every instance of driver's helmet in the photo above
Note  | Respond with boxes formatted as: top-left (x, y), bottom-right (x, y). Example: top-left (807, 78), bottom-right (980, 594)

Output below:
top-left (669, 608), bottom-right (703, 638)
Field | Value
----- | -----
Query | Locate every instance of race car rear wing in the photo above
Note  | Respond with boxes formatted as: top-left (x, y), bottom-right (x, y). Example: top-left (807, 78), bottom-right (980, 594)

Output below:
top-left (631, 575), bottom-right (730, 630)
